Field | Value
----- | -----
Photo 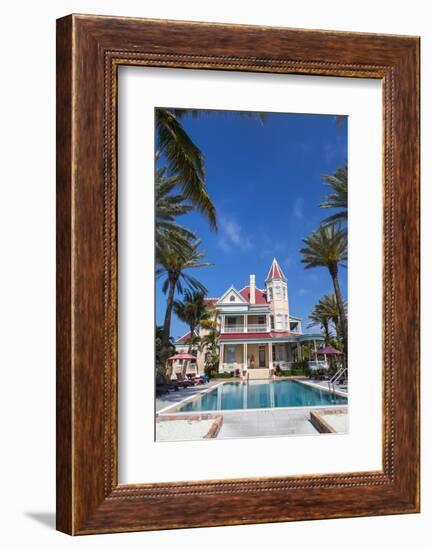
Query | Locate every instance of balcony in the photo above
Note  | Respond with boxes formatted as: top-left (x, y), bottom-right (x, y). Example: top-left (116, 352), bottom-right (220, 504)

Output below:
top-left (247, 324), bottom-right (268, 332)
top-left (223, 325), bottom-right (245, 333)
top-left (222, 324), bottom-right (268, 334)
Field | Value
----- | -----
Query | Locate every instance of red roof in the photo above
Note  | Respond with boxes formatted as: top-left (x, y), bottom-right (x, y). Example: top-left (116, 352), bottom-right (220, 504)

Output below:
top-left (220, 332), bottom-right (270, 340)
top-left (265, 258), bottom-right (287, 282)
top-left (175, 330), bottom-right (197, 344)
top-left (270, 331), bottom-right (300, 338)
top-left (239, 286), bottom-right (268, 304)
top-left (204, 298), bottom-right (218, 309)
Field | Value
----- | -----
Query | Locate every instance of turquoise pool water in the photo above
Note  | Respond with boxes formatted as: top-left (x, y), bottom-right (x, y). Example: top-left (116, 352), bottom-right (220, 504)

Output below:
top-left (179, 380), bottom-right (347, 412)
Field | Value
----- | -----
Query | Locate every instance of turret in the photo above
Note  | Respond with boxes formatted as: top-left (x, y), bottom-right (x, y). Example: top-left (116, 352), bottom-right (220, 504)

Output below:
top-left (265, 258), bottom-right (289, 331)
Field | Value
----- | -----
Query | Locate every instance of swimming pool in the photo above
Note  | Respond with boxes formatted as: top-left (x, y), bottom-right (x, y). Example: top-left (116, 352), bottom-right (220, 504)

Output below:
top-left (178, 380), bottom-right (347, 412)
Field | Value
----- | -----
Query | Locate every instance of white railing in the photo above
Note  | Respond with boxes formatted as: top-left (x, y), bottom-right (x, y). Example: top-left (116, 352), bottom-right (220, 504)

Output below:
top-left (246, 324), bottom-right (268, 332)
top-left (223, 326), bottom-right (245, 333)
top-left (328, 366), bottom-right (347, 393)
top-left (222, 324), bottom-right (267, 333)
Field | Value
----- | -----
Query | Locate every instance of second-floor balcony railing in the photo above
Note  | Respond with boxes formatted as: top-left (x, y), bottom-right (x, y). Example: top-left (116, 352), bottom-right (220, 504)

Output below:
top-left (247, 324), bottom-right (268, 332)
top-left (222, 324), bottom-right (268, 333)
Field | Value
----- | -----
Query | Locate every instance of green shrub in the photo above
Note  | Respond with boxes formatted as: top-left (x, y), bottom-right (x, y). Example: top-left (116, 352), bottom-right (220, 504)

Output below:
top-left (281, 366), bottom-right (311, 377)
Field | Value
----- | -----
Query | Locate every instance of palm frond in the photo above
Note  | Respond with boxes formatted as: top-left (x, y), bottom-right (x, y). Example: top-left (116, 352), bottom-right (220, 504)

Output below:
top-left (156, 108), bottom-right (217, 228)
top-left (319, 165), bottom-right (348, 227)
top-left (300, 225), bottom-right (348, 269)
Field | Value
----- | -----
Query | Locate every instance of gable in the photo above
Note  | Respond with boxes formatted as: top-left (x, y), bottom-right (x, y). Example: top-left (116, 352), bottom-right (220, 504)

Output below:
top-left (216, 286), bottom-right (247, 305)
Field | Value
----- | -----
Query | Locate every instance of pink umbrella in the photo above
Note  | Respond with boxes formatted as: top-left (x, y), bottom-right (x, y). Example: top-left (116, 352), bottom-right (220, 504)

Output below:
top-left (316, 346), bottom-right (343, 369)
top-left (316, 346), bottom-right (343, 355)
top-left (168, 353), bottom-right (196, 360)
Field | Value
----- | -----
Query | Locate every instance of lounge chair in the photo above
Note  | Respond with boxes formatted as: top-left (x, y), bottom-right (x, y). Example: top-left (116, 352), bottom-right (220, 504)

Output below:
top-left (194, 375), bottom-right (210, 384)
top-left (175, 373), bottom-right (195, 387)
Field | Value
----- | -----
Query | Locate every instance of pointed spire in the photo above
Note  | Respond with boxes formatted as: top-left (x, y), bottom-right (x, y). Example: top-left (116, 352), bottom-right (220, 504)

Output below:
top-left (265, 258), bottom-right (287, 282)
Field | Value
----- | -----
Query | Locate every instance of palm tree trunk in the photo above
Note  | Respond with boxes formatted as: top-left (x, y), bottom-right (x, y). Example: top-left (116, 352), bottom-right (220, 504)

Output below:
top-left (322, 320), bottom-right (330, 345)
top-left (159, 273), bottom-right (177, 378)
top-left (328, 263), bottom-right (348, 362)
top-left (186, 323), bottom-right (196, 376)
top-left (332, 316), bottom-right (341, 341)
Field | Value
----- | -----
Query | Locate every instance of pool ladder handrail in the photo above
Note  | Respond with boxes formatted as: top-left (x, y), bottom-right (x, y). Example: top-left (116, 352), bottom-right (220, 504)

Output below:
top-left (328, 366), bottom-right (347, 395)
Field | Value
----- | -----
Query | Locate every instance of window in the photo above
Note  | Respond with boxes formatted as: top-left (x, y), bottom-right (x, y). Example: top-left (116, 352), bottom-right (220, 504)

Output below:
top-left (283, 287), bottom-right (287, 299)
top-left (258, 315), bottom-right (265, 325)
top-left (275, 345), bottom-right (287, 361)
top-left (269, 288), bottom-right (273, 300)
top-left (226, 346), bottom-right (236, 363)
top-left (275, 286), bottom-right (282, 300)
top-left (276, 313), bottom-right (283, 328)
top-left (270, 316), bottom-right (274, 329)
top-left (229, 295), bottom-right (235, 302)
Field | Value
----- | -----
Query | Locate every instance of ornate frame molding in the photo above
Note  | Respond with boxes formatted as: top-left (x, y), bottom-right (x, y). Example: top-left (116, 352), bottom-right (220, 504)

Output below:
top-left (57, 15), bottom-right (419, 534)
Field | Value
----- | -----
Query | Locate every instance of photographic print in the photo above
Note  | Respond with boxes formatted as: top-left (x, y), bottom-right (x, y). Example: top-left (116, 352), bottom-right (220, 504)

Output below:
top-left (155, 107), bottom-right (348, 442)
top-left (56, 16), bottom-right (420, 533)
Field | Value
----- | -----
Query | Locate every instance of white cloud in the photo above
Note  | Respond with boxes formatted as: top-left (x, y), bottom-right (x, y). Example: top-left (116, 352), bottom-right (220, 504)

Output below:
top-left (322, 135), bottom-right (347, 163)
top-left (293, 197), bottom-right (304, 220)
top-left (217, 215), bottom-right (253, 253)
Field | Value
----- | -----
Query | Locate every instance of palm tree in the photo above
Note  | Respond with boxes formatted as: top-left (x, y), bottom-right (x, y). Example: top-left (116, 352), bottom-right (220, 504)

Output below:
top-left (156, 108), bottom-right (217, 228)
top-left (300, 225), bottom-right (348, 356)
top-left (308, 305), bottom-right (332, 345)
top-left (155, 165), bottom-right (196, 262)
top-left (156, 108), bottom-right (266, 230)
top-left (157, 240), bottom-right (212, 374)
top-left (320, 165), bottom-right (347, 226)
top-left (155, 325), bottom-right (175, 381)
top-left (173, 290), bottom-right (212, 355)
top-left (308, 293), bottom-right (347, 346)
top-left (199, 318), bottom-right (220, 377)
top-left (318, 293), bottom-right (347, 343)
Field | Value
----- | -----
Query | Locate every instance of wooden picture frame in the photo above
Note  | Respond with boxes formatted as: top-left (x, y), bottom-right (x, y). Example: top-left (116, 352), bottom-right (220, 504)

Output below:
top-left (56, 14), bottom-right (420, 535)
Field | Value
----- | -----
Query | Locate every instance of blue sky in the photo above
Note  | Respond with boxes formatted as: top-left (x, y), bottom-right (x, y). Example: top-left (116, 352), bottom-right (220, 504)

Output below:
top-left (156, 109), bottom-right (347, 340)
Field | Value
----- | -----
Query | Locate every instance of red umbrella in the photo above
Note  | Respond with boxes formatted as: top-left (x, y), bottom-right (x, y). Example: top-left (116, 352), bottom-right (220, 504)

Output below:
top-left (316, 346), bottom-right (343, 355)
top-left (168, 353), bottom-right (196, 360)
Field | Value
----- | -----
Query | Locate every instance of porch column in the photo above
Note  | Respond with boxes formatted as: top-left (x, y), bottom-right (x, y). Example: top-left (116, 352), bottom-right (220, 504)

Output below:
top-left (244, 343), bottom-right (248, 370)
top-left (297, 341), bottom-right (302, 361)
top-left (266, 314), bottom-right (271, 332)
top-left (313, 340), bottom-right (317, 362)
top-left (219, 344), bottom-right (224, 373)
top-left (244, 314), bottom-right (247, 333)
top-left (268, 342), bottom-right (273, 369)
top-left (221, 315), bottom-right (225, 333)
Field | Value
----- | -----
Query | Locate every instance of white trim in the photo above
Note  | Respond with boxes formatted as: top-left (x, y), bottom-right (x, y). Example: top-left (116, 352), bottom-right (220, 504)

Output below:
top-left (216, 285), bottom-right (248, 305)
top-left (175, 329), bottom-right (199, 344)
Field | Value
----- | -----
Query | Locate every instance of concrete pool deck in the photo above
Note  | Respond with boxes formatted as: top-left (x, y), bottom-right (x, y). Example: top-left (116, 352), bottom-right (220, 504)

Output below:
top-left (156, 405), bottom-right (348, 441)
top-left (155, 378), bottom-right (348, 442)
top-left (156, 380), bottom-right (222, 413)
